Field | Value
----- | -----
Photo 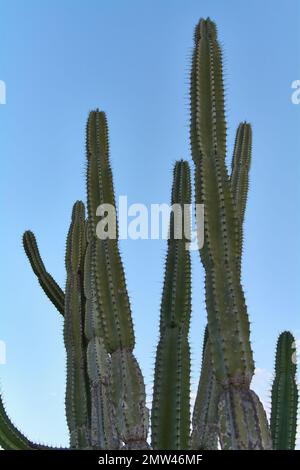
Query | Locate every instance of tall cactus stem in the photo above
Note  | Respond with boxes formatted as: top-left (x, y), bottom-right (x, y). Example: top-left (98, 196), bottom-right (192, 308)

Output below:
top-left (64, 201), bottom-right (90, 448)
top-left (190, 17), bottom-right (271, 449)
top-left (85, 110), bottom-right (149, 449)
top-left (151, 160), bottom-right (192, 450)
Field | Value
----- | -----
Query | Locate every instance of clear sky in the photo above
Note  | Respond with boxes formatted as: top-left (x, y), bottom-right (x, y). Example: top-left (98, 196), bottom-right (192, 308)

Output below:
top-left (0, 0), bottom-right (299, 447)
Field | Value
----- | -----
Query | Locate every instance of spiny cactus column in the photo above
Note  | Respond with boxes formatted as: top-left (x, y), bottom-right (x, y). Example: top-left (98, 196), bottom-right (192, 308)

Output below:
top-left (151, 160), bottom-right (192, 450)
top-left (190, 18), bottom-right (271, 449)
top-left (64, 201), bottom-right (90, 448)
top-left (85, 110), bottom-right (149, 449)
top-left (23, 231), bottom-right (65, 315)
top-left (270, 331), bottom-right (298, 449)
top-left (192, 123), bottom-right (252, 449)
top-left (191, 327), bottom-right (218, 450)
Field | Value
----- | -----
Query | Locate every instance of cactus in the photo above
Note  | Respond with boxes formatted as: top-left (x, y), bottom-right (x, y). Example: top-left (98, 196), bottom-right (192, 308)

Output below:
top-left (151, 160), bottom-right (192, 450)
top-left (270, 331), bottom-right (298, 450)
top-left (0, 18), bottom-right (298, 451)
top-left (190, 18), bottom-right (272, 449)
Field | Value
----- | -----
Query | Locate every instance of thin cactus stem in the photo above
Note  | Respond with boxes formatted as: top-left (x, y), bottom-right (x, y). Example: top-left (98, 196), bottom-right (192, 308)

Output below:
top-left (85, 110), bottom-right (149, 449)
top-left (23, 231), bottom-right (65, 315)
top-left (151, 160), bottom-right (192, 450)
top-left (190, 17), bottom-right (271, 449)
top-left (64, 201), bottom-right (90, 448)
top-left (270, 331), bottom-right (298, 450)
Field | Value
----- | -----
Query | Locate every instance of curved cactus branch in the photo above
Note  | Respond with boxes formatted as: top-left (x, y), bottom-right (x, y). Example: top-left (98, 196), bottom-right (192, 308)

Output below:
top-left (270, 331), bottom-right (298, 449)
top-left (85, 110), bottom-right (149, 449)
top-left (23, 231), bottom-right (65, 315)
top-left (64, 201), bottom-right (90, 448)
top-left (152, 160), bottom-right (192, 450)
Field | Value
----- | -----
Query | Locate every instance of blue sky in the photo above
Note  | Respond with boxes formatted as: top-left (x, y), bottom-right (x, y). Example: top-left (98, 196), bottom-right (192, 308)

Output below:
top-left (0, 0), bottom-right (299, 447)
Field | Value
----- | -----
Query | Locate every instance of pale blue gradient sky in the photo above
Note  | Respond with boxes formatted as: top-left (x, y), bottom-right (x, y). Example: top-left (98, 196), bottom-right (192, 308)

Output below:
top-left (0, 0), bottom-right (299, 447)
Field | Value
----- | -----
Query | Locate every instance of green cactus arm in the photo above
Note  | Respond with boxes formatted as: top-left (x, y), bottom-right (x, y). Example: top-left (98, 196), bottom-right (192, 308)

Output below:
top-left (23, 231), bottom-right (65, 315)
top-left (270, 331), bottom-right (298, 449)
top-left (85, 110), bottom-right (148, 449)
top-left (64, 201), bottom-right (90, 449)
top-left (151, 161), bottom-right (191, 450)
top-left (190, 18), bottom-right (271, 449)
top-left (230, 122), bottom-right (252, 272)
top-left (0, 392), bottom-right (61, 449)
top-left (230, 122), bottom-right (252, 227)
top-left (191, 327), bottom-right (218, 450)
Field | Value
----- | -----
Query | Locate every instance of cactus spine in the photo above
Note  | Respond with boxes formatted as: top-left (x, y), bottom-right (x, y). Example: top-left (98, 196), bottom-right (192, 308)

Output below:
top-left (151, 160), bottom-right (192, 450)
top-left (270, 332), bottom-right (298, 449)
top-left (190, 18), bottom-right (271, 449)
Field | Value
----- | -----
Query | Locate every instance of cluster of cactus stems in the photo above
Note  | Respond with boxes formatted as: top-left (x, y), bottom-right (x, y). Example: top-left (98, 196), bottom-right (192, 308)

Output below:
top-left (0, 17), bottom-right (298, 450)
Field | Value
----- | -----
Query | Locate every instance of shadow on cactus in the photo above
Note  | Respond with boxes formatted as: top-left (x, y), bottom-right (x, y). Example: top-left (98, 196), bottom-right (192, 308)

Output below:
top-left (0, 17), bottom-right (298, 450)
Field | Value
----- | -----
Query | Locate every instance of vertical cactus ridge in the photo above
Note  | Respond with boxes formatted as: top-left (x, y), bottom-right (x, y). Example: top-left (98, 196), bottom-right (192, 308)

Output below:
top-left (85, 110), bottom-right (148, 449)
top-left (151, 160), bottom-right (191, 450)
top-left (23, 231), bottom-right (65, 315)
top-left (270, 331), bottom-right (298, 449)
top-left (64, 201), bottom-right (90, 449)
top-left (191, 327), bottom-right (218, 450)
top-left (86, 110), bottom-right (134, 352)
